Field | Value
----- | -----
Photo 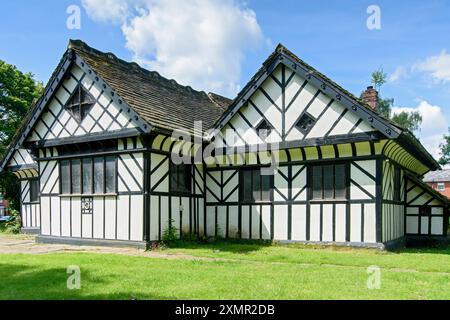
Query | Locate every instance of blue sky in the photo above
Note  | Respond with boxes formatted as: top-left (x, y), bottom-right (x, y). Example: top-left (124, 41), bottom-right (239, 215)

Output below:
top-left (1, 0), bottom-right (450, 157)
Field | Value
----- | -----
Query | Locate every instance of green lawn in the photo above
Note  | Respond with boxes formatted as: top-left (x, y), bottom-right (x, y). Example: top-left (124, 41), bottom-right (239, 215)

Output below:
top-left (0, 240), bottom-right (449, 300)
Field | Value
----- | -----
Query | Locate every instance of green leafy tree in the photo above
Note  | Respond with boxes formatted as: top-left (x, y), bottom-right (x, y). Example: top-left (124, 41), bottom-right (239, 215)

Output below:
top-left (0, 60), bottom-right (43, 210)
top-left (391, 111), bottom-right (422, 132)
top-left (371, 66), bottom-right (387, 92)
top-left (369, 68), bottom-right (422, 132)
top-left (438, 129), bottom-right (450, 166)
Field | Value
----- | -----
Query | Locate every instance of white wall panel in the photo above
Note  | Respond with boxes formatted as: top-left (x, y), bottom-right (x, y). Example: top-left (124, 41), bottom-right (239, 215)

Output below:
top-left (309, 205), bottom-right (321, 242)
top-left (261, 205), bottom-right (271, 240)
top-left (251, 206), bottom-right (261, 239)
top-left (50, 197), bottom-right (60, 236)
top-left (291, 204), bottom-right (306, 241)
top-left (335, 204), bottom-right (347, 242)
top-left (93, 197), bottom-right (104, 239)
top-left (322, 204), bottom-right (333, 242)
top-left (350, 204), bottom-right (362, 242)
top-left (363, 204), bottom-right (376, 243)
top-left (130, 195), bottom-right (143, 241)
top-left (217, 206), bottom-right (227, 238)
top-left (273, 205), bottom-right (288, 240)
top-left (228, 206), bottom-right (239, 238)
top-left (104, 196), bottom-right (116, 239)
top-left (61, 198), bottom-right (71, 237)
top-left (82, 214), bottom-right (93, 238)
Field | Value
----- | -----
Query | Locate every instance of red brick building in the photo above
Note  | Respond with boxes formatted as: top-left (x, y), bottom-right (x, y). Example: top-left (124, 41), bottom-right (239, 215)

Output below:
top-left (0, 195), bottom-right (10, 217)
top-left (424, 170), bottom-right (450, 199)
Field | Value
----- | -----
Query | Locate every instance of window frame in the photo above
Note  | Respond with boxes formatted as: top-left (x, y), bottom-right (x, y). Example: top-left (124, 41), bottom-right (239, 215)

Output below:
top-left (29, 178), bottom-right (40, 203)
top-left (437, 182), bottom-right (445, 192)
top-left (309, 163), bottom-right (349, 201)
top-left (59, 156), bottom-right (117, 196)
top-left (239, 167), bottom-right (273, 203)
top-left (169, 162), bottom-right (192, 194)
top-left (65, 84), bottom-right (96, 123)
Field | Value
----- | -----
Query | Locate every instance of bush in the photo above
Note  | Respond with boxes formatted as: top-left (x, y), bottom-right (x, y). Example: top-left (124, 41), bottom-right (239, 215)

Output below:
top-left (162, 219), bottom-right (178, 243)
top-left (4, 209), bottom-right (21, 234)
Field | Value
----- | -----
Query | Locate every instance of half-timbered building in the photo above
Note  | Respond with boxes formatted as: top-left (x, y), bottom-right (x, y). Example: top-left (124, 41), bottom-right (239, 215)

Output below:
top-left (0, 40), bottom-right (447, 249)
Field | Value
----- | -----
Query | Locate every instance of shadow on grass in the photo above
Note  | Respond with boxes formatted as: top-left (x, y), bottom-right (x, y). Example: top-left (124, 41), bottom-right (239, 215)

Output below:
top-left (165, 238), bottom-right (273, 254)
top-left (0, 263), bottom-right (175, 300)
top-left (165, 236), bottom-right (450, 257)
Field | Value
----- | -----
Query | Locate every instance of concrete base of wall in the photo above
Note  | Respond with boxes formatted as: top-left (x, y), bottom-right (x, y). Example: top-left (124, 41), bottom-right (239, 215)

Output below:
top-left (36, 235), bottom-right (147, 249)
top-left (21, 227), bottom-right (40, 235)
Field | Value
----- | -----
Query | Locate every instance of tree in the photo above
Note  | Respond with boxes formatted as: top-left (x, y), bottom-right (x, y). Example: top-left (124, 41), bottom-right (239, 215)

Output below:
top-left (0, 60), bottom-right (43, 210)
top-left (391, 111), bottom-right (422, 132)
top-left (371, 66), bottom-right (387, 92)
top-left (438, 129), bottom-right (450, 166)
top-left (369, 68), bottom-right (422, 132)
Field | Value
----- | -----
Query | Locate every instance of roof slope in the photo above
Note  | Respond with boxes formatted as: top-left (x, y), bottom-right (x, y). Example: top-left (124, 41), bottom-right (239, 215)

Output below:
top-left (69, 40), bottom-right (227, 136)
top-left (211, 43), bottom-right (439, 171)
top-left (424, 169), bottom-right (450, 182)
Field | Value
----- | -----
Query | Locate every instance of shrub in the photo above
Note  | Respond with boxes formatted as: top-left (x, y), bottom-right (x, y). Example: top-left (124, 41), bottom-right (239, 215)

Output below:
top-left (162, 219), bottom-right (178, 243)
top-left (4, 209), bottom-right (21, 234)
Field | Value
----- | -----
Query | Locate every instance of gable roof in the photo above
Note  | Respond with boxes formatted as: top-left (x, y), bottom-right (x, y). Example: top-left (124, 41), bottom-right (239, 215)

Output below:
top-left (69, 40), bottom-right (226, 136)
top-left (210, 43), bottom-right (439, 172)
top-left (424, 169), bottom-right (450, 183)
top-left (0, 40), bottom-right (440, 174)
top-left (0, 40), bottom-right (229, 171)
top-left (405, 171), bottom-right (449, 204)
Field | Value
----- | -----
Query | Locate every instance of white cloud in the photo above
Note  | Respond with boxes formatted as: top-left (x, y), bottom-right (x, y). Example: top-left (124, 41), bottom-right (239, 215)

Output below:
top-left (82, 0), bottom-right (130, 24)
top-left (413, 50), bottom-right (450, 83)
top-left (392, 100), bottom-right (448, 159)
top-left (389, 66), bottom-right (407, 82)
top-left (82, 0), bottom-right (265, 96)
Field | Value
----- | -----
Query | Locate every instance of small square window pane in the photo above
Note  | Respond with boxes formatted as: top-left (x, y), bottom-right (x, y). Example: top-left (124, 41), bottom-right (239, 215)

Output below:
top-left (334, 164), bottom-right (346, 199)
top-left (105, 156), bottom-right (116, 193)
top-left (94, 157), bottom-right (104, 194)
top-left (71, 159), bottom-right (81, 194)
top-left (312, 166), bottom-right (322, 199)
top-left (252, 169), bottom-right (261, 201)
top-left (82, 158), bottom-right (93, 194)
top-left (242, 170), bottom-right (252, 202)
top-left (261, 174), bottom-right (271, 201)
top-left (60, 160), bottom-right (71, 194)
top-left (30, 179), bottom-right (39, 202)
top-left (323, 165), bottom-right (334, 199)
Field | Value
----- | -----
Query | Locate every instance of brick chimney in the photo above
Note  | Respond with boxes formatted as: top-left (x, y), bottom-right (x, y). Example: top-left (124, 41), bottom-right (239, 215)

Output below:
top-left (361, 86), bottom-right (378, 110)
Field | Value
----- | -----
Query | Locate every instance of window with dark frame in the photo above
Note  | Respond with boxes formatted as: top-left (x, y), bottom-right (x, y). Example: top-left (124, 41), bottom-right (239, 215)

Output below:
top-left (170, 162), bottom-right (191, 193)
top-left (311, 164), bottom-right (347, 200)
top-left (393, 167), bottom-right (401, 202)
top-left (256, 119), bottom-right (272, 140)
top-left (29, 178), bottom-right (40, 202)
top-left (60, 156), bottom-right (117, 195)
top-left (65, 85), bottom-right (95, 123)
top-left (295, 113), bottom-right (316, 135)
top-left (241, 168), bottom-right (272, 202)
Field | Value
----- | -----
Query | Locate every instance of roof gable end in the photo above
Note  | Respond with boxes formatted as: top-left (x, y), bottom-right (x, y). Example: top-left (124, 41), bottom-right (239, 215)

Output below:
top-left (210, 44), bottom-right (401, 140)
